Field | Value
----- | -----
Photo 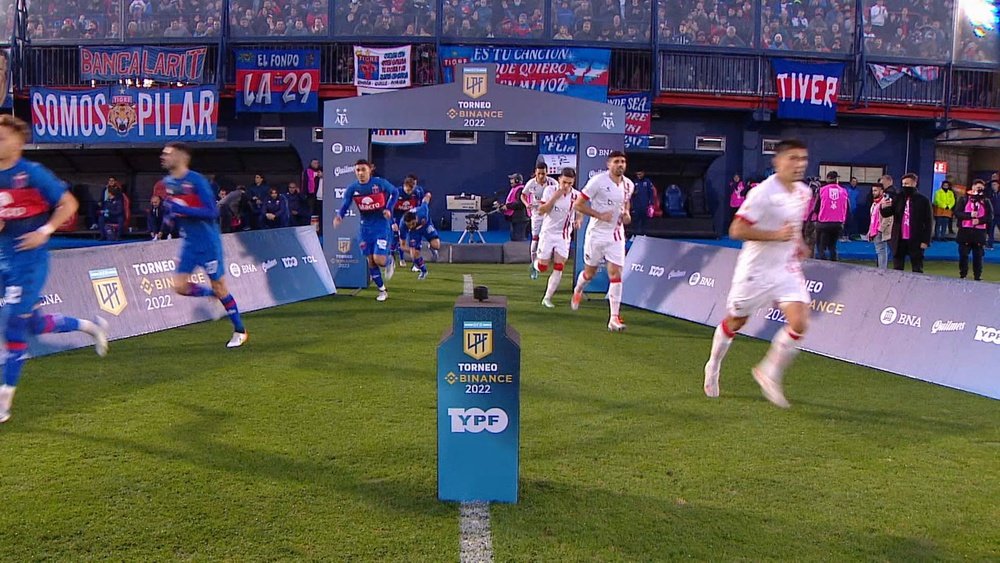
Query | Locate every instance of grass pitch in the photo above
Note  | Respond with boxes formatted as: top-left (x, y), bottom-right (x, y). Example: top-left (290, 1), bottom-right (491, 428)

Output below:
top-left (1, 262), bottom-right (997, 561)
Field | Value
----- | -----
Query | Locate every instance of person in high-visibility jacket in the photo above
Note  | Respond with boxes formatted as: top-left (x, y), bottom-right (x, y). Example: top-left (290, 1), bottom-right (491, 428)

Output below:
top-left (932, 180), bottom-right (956, 241)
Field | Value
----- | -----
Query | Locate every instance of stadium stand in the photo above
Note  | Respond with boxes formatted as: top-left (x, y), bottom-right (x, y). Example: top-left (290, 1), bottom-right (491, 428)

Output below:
top-left (551, 0), bottom-right (651, 42)
top-left (333, 0), bottom-right (434, 36)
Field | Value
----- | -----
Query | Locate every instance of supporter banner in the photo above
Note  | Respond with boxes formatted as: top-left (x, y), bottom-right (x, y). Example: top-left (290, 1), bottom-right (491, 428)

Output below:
top-left (371, 129), bottom-right (427, 145)
top-left (80, 46), bottom-right (208, 83)
top-left (539, 133), bottom-right (577, 175)
top-left (1, 227), bottom-right (335, 358)
top-left (439, 46), bottom-right (611, 102)
top-left (771, 59), bottom-right (844, 123)
top-left (622, 237), bottom-right (1000, 400)
top-left (30, 86), bottom-right (219, 143)
top-left (354, 45), bottom-right (412, 90)
top-left (607, 92), bottom-right (651, 135)
top-left (869, 64), bottom-right (942, 89)
top-left (0, 48), bottom-right (10, 109)
top-left (235, 49), bottom-right (320, 113)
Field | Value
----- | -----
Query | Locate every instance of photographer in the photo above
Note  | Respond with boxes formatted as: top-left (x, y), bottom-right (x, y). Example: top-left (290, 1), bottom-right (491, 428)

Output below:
top-left (953, 180), bottom-right (993, 281)
top-left (502, 173), bottom-right (529, 241)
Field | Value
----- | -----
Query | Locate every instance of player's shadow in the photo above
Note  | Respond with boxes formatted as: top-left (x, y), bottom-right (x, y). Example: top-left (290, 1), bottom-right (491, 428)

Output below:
top-left (35, 402), bottom-right (448, 521)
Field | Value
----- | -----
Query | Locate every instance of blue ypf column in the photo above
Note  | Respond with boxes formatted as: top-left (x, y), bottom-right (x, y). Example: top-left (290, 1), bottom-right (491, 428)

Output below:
top-left (437, 295), bottom-right (521, 503)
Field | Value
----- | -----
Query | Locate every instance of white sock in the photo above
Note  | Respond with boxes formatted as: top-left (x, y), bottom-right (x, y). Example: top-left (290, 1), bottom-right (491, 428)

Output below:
top-left (608, 280), bottom-right (622, 317)
top-left (77, 319), bottom-right (96, 334)
top-left (530, 239), bottom-right (538, 256)
top-left (762, 328), bottom-right (801, 382)
top-left (544, 269), bottom-right (563, 299)
top-left (575, 271), bottom-right (590, 293)
top-left (708, 321), bottom-right (735, 368)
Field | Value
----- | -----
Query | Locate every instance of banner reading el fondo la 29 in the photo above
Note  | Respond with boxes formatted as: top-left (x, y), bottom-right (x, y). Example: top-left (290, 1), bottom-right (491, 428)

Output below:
top-left (234, 49), bottom-right (320, 113)
top-left (439, 47), bottom-right (610, 102)
top-left (622, 237), bottom-right (1000, 400)
top-left (30, 86), bottom-right (218, 143)
top-left (0, 227), bottom-right (335, 358)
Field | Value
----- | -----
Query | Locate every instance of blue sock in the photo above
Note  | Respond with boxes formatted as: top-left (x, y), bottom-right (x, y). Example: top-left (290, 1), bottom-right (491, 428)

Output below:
top-left (369, 266), bottom-right (385, 290)
top-left (415, 256), bottom-right (426, 273)
top-left (4, 315), bottom-right (30, 387)
top-left (187, 283), bottom-right (215, 297)
top-left (30, 312), bottom-right (81, 334)
top-left (219, 294), bottom-right (245, 333)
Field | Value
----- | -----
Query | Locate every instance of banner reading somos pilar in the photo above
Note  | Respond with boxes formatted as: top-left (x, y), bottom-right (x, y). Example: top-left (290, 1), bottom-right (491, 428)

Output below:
top-left (30, 86), bottom-right (219, 143)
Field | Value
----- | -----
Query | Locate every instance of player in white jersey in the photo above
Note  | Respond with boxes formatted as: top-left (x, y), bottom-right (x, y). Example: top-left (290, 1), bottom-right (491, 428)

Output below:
top-left (571, 151), bottom-right (634, 332)
top-left (534, 167), bottom-right (582, 308)
top-left (703, 139), bottom-right (813, 408)
top-left (522, 161), bottom-right (559, 279)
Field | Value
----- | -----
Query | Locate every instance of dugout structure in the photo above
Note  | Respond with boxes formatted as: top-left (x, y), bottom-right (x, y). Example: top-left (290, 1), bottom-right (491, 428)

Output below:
top-left (322, 63), bottom-right (626, 289)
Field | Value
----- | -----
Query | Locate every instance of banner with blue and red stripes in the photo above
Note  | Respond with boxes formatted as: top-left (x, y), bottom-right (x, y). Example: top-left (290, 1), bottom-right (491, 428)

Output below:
top-left (30, 86), bottom-right (219, 143)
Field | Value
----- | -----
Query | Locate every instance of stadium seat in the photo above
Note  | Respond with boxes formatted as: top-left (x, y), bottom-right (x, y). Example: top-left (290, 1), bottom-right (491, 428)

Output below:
top-left (665, 185), bottom-right (686, 218)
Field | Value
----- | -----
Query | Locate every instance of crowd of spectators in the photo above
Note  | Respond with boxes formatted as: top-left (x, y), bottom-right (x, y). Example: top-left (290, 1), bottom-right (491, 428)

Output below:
top-left (759, 0), bottom-right (854, 52)
top-left (229, 0), bottom-right (328, 37)
top-left (551, 0), bottom-right (651, 42)
top-left (333, 0), bottom-right (433, 36)
top-left (437, 0), bottom-right (544, 39)
top-left (859, 0), bottom-right (953, 59)
top-left (658, 0), bottom-right (756, 48)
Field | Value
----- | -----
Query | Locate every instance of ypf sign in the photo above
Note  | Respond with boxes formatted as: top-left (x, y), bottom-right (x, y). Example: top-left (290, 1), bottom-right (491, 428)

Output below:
top-left (437, 295), bottom-right (521, 503)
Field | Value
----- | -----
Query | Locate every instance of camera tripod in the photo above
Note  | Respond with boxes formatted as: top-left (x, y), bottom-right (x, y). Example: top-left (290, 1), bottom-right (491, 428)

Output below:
top-left (456, 211), bottom-right (488, 244)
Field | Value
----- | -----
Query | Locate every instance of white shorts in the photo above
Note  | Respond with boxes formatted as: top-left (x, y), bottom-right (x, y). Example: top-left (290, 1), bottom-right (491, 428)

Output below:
top-left (583, 235), bottom-right (625, 268)
top-left (530, 213), bottom-right (544, 238)
top-left (726, 273), bottom-right (810, 318)
top-left (537, 233), bottom-right (571, 262)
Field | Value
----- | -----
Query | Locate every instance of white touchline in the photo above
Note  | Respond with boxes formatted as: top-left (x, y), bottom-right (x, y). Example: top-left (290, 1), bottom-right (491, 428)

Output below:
top-left (459, 501), bottom-right (493, 563)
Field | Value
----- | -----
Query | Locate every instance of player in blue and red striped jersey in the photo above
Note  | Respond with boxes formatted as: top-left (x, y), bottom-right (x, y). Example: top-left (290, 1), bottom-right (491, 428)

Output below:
top-left (0, 115), bottom-right (109, 424)
top-left (160, 142), bottom-right (248, 348)
top-left (400, 202), bottom-right (440, 280)
top-left (390, 174), bottom-right (431, 267)
top-left (334, 159), bottom-right (399, 302)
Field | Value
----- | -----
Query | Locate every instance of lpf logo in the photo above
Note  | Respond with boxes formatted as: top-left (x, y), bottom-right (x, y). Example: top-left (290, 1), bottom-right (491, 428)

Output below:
top-left (448, 407), bottom-right (508, 433)
top-left (463, 320), bottom-right (493, 360)
top-left (88, 267), bottom-right (128, 316)
top-left (462, 66), bottom-right (488, 99)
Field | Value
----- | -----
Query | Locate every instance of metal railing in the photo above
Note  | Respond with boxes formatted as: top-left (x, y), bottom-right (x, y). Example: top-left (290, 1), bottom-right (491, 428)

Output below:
top-left (17, 43), bottom-right (997, 111)
top-left (660, 52), bottom-right (761, 95)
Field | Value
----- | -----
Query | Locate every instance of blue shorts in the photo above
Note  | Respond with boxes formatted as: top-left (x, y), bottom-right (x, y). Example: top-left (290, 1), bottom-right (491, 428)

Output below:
top-left (1, 248), bottom-right (49, 317)
top-left (360, 222), bottom-right (391, 257)
top-left (178, 239), bottom-right (224, 280)
top-left (407, 225), bottom-right (440, 250)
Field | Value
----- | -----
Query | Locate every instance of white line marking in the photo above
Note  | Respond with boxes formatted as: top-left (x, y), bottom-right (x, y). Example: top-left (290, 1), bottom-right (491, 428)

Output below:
top-left (459, 501), bottom-right (493, 563)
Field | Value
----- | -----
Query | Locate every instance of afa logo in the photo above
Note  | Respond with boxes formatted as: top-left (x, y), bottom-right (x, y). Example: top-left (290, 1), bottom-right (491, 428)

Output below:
top-left (106, 101), bottom-right (138, 136)
top-left (88, 267), bottom-right (128, 316)
top-left (462, 320), bottom-right (493, 360)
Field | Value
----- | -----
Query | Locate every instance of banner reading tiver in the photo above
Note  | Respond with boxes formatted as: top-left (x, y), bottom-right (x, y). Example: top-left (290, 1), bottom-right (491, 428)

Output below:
top-left (772, 59), bottom-right (844, 123)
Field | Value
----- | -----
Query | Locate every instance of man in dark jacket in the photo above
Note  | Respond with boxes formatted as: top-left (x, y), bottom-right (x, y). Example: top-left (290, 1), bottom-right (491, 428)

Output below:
top-left (953, 179), bottom-right (993, 280)
top-left (879, 172), bottom-right (933, 272)
top-left (285, 182), bottom-right (310, 226)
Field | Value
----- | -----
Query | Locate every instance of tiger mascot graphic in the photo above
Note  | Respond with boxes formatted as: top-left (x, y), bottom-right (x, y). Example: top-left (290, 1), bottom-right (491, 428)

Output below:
top-left (106, 102), bottom-right (138, 136)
